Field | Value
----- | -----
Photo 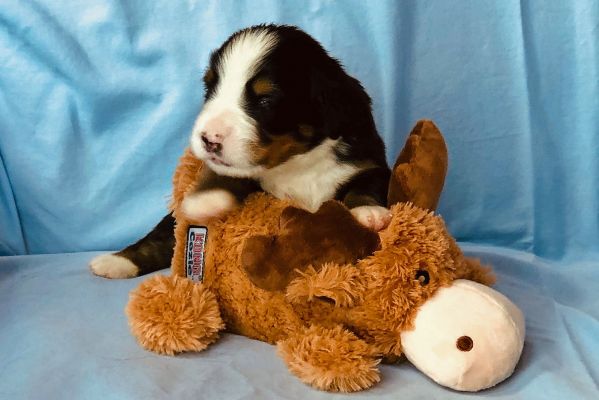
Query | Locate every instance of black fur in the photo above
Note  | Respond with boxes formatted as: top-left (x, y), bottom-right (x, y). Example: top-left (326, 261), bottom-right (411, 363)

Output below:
top-left (336, 167), bottom-right (391, 209)
top-left (115, 214), bottom-right (176, 275)
top-left (112, 24), bottom-right (390, 277)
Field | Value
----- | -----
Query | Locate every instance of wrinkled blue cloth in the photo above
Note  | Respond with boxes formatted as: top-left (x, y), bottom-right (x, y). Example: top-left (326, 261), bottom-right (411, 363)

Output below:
top-left (0, 247), bottom-right (597, 399)
top-left (1, 1), bottom-right (597, 262)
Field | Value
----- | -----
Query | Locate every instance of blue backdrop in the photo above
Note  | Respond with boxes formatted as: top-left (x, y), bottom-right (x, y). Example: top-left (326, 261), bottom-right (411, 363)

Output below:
top-left (1, 0), bottom-right (597, 262)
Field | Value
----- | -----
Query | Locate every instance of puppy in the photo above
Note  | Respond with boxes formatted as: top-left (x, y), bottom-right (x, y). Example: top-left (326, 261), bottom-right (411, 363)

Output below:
top-left (91, 24), bottom-right (390, 279)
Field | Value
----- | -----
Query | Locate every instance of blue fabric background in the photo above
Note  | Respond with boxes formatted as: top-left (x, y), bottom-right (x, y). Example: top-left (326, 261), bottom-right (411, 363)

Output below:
top-left (1, 1), bottom-right (597, 262)
top-left (1, 248), bottom-right (597, 399)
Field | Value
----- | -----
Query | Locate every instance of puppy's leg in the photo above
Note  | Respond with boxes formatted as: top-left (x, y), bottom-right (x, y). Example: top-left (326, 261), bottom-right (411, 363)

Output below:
top-left (350, 206), bottom-right (392, 232)
top-left (90, 213), bottom-right (175, 278)
top-left (181, 167), bottom-right (259, 222)
top-left (338, 167), bottom-right (392, 231)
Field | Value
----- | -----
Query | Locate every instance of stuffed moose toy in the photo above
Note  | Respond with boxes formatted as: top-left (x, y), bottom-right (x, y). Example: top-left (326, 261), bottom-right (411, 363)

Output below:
top-left (125, 120), bottom-right (525, 392)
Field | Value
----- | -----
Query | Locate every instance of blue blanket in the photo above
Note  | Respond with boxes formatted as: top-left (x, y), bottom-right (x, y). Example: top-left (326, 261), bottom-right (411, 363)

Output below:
top-left (1, 247), bottom-right (597, 399)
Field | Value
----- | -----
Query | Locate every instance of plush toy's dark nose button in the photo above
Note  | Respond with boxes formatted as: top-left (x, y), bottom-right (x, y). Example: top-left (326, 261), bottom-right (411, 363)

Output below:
top-left (201, 135), bottom-right (222, 154)
top-left (456, 335), bottom-right (474, 352)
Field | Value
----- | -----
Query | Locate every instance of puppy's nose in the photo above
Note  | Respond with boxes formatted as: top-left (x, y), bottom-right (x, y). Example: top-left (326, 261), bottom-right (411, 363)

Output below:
top-left (201, 134), bottom-right (222, 154)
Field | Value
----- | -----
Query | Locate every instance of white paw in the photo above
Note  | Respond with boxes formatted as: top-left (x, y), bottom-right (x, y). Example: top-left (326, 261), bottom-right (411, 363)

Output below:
top-left (90, 254), bottom-right (139, 279)
top-left (351, 206), bottom-right (392, 231)
top-left (181, 189), bottom-right (237, 221)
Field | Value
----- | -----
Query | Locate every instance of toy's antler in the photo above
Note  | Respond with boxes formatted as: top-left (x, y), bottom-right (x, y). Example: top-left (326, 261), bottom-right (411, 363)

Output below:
top-left (388, 120), bottom-right (448, 210)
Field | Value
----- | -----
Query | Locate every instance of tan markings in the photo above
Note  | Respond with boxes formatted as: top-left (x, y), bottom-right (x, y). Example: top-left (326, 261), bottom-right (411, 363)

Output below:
top-left (252, 78), bottom-right (275, 96)
top-left (203, 68), bottom-right (215, 85)
top-left (298, 124), bottom-right (315, 138)
top-left (251, 134), bottom-right (309, 168)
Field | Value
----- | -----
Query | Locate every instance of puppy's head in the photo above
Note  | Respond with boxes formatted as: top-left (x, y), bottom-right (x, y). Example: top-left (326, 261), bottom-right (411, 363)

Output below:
top-left (190, 24), bottom-right (372, 177)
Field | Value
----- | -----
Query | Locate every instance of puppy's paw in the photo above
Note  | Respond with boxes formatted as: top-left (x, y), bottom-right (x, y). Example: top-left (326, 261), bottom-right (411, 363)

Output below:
top-left (351, 206), bottom-right (392, 231)
top-left (90, 254), bottom-right (139, 279)
top-left (181, 189), bottom-right (237, 221)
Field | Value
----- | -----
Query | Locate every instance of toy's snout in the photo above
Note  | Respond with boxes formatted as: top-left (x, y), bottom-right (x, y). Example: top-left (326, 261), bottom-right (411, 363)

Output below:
top-left (400, 279), bottom-right (525, 392)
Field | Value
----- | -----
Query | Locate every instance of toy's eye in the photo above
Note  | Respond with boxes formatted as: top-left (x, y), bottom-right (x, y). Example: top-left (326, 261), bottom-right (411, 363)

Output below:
top-left (415, 270), bottom-right (430, 286)
top-left (316, 296), bottom-right (335, 305)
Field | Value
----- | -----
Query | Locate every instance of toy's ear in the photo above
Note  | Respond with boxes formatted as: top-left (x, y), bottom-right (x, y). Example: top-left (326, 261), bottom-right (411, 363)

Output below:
top-left (315, 200), bottom-right (348, 215)
top-left (241, 235), bottom-right (296, 291)
top-left (388, 120), bottom-right (448, 211)
top-left (281, 202), bottom-right (380, 261)
top-left (456, 257), bottom-right (496, 286)
top-left (280, 207), bottom-right (311, 229)
top-left (244, 202), bottom-right (380, 293)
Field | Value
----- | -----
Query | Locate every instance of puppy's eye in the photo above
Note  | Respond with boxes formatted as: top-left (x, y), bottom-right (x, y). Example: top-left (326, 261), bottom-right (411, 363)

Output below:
top-left (258, 96), bottom-right (271, 108)
top-left (415, 270), bottom-right (430, 286)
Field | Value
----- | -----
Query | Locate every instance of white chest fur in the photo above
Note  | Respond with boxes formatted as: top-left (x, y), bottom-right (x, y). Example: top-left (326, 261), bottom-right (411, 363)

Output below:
top-left (258, 139), bottom-right (360, 212)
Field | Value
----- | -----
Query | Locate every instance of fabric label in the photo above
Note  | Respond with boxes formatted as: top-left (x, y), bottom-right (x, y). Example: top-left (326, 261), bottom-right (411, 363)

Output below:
top-left (185, 226), bottom-right (207, 282)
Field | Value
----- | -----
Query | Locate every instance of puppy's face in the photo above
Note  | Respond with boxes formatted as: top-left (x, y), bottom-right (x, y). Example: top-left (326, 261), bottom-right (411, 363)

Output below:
top-left (190, 25), bottom-right (328, 177)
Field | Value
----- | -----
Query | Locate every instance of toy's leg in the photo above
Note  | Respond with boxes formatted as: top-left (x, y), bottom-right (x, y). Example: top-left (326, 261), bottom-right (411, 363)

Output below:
top-left (126, 275), bottom-right (224, 355)
top-left (277, 325), bottom-right (380, 392)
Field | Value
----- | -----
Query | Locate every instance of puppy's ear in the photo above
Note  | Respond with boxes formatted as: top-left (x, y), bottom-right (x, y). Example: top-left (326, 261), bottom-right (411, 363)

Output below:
top-left (309, 66), bottom-right (373, 139)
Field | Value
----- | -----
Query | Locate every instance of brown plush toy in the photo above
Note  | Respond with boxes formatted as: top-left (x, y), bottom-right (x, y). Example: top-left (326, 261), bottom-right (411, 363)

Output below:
top-left (126, 120), bottom-right (525, 392)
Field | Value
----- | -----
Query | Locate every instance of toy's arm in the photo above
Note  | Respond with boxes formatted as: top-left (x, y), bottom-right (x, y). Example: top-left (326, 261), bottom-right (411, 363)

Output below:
top-left (286, 263), bottom-right (364, 307)
top-left (277, 325), bottom-right (380, 392)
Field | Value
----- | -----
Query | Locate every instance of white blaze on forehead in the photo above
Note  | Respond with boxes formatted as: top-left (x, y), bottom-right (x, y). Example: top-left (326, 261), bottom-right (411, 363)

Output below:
top-left (212, 29), bottom-right (278, 109)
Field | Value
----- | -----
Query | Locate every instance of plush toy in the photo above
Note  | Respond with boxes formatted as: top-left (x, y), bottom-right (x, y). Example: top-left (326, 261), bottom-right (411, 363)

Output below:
top-left (126, 120), bottom-right (525, 392)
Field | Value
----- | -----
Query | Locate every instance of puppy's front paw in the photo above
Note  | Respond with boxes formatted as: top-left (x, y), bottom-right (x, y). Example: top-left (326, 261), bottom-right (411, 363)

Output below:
top-left (90, 254), bottom-right (139, 279)
top-left (181, 189), bottom-right (237, 221)
top-left (351, 206), bottom-right (392, 231)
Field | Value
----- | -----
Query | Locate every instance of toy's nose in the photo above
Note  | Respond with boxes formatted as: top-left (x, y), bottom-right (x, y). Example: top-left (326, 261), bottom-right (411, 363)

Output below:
top-left (400, 280), bottom-right (525, 392)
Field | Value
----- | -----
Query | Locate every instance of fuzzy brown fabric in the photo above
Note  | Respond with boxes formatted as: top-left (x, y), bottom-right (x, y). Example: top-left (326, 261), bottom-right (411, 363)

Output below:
top-left (388, 119), bottom-right (448, 210)
top-left (277, 325), bottom-right (381, 392)
top-left (242, 201), bottom-right (380, 291)
top-left (169, 147), bottom-right (205, 217)
top-left (126, 274), bottom-right (223, 355)
top-left (126, 119), bottom-right (495, 392)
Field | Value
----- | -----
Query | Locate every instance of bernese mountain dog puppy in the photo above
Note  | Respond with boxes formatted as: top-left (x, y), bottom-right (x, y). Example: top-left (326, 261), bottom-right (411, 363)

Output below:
top-left (91, 24), bottom-right (391, 279)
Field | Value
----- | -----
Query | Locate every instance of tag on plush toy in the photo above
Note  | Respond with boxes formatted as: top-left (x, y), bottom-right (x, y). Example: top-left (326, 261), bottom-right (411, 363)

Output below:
top-left (185, 226), bottom-right (207, 282)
